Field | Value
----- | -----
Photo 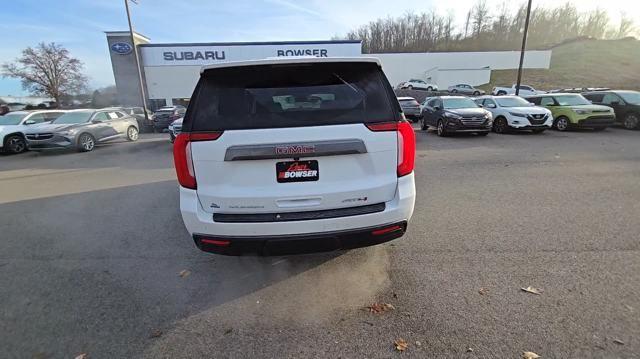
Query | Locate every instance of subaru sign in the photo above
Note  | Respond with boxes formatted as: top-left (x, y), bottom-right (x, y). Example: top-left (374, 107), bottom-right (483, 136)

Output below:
top-left (111, 42), bottom-right (133, 55)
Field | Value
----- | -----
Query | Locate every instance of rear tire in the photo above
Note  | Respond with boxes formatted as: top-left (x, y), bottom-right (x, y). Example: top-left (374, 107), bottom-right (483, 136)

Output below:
top-left (437, 120), bottom-right (448, 137)
top-left (497, 91), bottom-right (507, 96)
top-left (126, 126), bottom-right (139, 141)
top-left (493, 117), bottom-right (509, 134)
top-left (451, 89), bottom-right (458, 94)
top-left (426, 86), bottom-right (433, 91)
top-left (420, 118), bottom-right (428, 131)
top-left (77, 133), bottom-right (95, 152)
top-left (4, 135), bottom-right (27, 154)
top-left (554, 116), bottom-right (570, 131)
top-left (623, 113), bottom-right (639, 130)
top-left (473, 91), bottom-right (480, 96)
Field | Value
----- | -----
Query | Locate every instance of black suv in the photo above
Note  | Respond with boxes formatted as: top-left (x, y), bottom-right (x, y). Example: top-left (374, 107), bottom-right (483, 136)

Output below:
top-left (420, 96), bottom-right (493, 137)
top-left (583, 90), bottom-right (640, 130)
top-left (153, 105), bottom-right (186, 132)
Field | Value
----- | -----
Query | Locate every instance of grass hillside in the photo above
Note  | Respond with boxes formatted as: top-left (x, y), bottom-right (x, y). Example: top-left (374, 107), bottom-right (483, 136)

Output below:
top-left (481, 38), bottom-right (640, 92)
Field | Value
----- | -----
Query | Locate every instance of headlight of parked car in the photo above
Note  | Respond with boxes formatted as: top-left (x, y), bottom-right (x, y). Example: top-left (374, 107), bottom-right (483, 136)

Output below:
top-left (484, 112), bottom-right (492, 119)
top-left (509, 112), bottom-right (527, 117)
top-left (446, 112), bottom-right (462, 120)
top-left (59, 130), bottom-right (77, 136)
top-left (574, 109), bottom-right (590, 115)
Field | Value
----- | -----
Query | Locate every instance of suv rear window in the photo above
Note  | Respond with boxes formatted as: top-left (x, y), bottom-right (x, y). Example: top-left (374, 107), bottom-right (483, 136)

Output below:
top-left (185, 62), bottom-right (398, 132)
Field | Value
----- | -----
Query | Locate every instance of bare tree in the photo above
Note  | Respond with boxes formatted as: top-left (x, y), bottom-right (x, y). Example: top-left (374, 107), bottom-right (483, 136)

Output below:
top-left (2, 42), bottom-right (88, 106)
top-left (471, 0), bottom-right (491, 39)
top-left (617, 14), bottom-right (635, 38)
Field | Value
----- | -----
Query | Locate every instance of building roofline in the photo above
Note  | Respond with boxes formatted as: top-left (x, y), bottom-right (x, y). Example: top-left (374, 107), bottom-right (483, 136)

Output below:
top-left (105, 31), bottom-right (151, 42)
top-left (139, 39), bottom-right (361, 48)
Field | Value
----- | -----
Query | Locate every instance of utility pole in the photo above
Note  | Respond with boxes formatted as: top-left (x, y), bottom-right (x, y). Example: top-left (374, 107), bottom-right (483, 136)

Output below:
top-left (124, 0), bottom-right (150, 123)
top-left (515, 0), bottom-right (533, 96)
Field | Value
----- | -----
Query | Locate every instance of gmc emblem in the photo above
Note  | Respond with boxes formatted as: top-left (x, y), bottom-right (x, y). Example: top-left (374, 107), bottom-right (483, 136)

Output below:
top-left (275, 145), bottom-right (315, 155)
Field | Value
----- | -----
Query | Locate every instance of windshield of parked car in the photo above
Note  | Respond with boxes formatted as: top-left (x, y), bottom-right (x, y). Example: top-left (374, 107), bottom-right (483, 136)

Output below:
top-left (52, 111), bottom-right (93, 124)
top-left (619, 91), bottom-right (640, 105)
top-left (0, 113), bottom-right (27, 125)
top-left (555, 94), bottom-right (591, 106)
top-left (188, 62), bottom-right (396, 131)
top-left (443, 97), bottom-right (479, 109)
top-left (496, 97), bottom-right (532, 107)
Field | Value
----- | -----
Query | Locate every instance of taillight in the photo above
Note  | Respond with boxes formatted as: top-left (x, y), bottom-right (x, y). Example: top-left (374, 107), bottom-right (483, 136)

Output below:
top-left (396, 121), bottom-right (415, 177)
top-left (366, 121), bottom-right (415, 177)
top-left (173, 132), bottom-right (223, 189)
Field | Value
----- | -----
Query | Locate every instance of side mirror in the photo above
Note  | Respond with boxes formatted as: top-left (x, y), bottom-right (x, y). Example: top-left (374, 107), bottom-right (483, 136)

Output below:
top-left (477, 104), bottom-right (484, 108)
top-left (92, 119), bottom-right (103, 124)
top-left (487, 103), bottom-right (497, 109)
top-left (434, 106), bottom-right (442, 111)
top-left (528, 102), bottom-right (535, 106)
top-left (24, 119), bottom-right (36, 125)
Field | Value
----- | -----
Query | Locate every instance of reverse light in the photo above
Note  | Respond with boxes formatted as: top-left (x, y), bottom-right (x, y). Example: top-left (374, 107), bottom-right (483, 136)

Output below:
top-left (173, 131), bottom-right (223, 189)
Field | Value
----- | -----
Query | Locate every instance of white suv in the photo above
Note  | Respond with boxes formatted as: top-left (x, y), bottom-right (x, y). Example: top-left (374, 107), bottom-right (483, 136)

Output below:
top-left (474, 95), bottom-right (553, 134)
top-left (400, 79), bottom-right (438, 91)
top-left (174, 57), bottom-right (416, 256)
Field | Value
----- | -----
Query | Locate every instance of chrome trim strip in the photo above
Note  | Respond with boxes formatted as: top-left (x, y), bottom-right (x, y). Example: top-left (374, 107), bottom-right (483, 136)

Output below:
top-left (224, 139), bottom-right (367, 161)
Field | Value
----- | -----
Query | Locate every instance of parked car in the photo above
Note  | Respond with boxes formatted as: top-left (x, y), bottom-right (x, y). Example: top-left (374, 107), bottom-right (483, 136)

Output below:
top-left (420, 96), bottom-right (492, 136)
top-left (397, 97), bottom-right (422, 122)
top-left (524, 94), bottom-right (615, 131)
top-left (474, 95), bottom-right (553, 134)
top-left (399, 79), bottom-right (438, 91)
top-left (0, 110), bottom-right (66, 154)
top-left (1, 104), bottom-right (10, 116)
top-left (168, 117), bottom-right (183, 143)
top-left (25, 108), bottom-right (139, 152)
top-left (6, 103), bottom-right (27, 111)
top-left (122, 106), bottom-right (154, 132)
top-left (491, 84), bottom-right (544, 96)
top-left (174, 57), bottom-right (416, 256)
top-left (447, 84), bottom-right (485, 96)
top-left (153, 106), bottom-right (186, 132)
top-left (582, 90), bottom-right (640, 130)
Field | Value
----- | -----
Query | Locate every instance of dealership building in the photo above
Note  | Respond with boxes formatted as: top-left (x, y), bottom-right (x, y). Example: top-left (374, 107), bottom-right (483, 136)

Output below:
top-left (106, 31), bottom-right (552, 109)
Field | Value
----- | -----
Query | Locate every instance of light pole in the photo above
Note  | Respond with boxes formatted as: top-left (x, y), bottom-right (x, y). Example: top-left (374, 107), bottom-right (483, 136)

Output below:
top-left (515, 0), bottom-right (533, 96)
top-left (124, 0), bottom-right (150, 123)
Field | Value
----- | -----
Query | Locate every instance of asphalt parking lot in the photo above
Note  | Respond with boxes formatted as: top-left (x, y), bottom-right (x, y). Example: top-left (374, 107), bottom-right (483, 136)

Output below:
top-left (1, 127), bottom-right (639, 358)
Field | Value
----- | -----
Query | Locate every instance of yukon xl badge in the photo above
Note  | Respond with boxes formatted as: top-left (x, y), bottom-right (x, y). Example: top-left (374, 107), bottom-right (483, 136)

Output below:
top-left (275, 144), bottom-right (315, 155)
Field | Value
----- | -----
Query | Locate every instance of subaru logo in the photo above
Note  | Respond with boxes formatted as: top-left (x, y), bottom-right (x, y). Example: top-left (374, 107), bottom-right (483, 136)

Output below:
top-left (111, 42), bottom-right (132, 55)
top-left (34, 134), bottom-right (39, 139)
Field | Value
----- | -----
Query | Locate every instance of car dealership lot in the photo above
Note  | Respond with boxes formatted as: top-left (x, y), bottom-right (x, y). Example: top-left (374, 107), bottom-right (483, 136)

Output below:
top-left (1, 129), bottom-right (639, 358)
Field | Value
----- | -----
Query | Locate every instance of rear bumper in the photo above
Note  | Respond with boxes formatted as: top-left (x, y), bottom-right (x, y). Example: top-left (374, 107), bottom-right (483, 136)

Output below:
top-left (194, 221), bottom-right (407, 256)
top-left (179, 172), bottom-right (416, 255)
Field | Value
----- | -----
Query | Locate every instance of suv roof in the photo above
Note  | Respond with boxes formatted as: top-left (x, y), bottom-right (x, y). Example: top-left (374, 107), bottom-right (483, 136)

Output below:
top-left (200, 57), bottom-right (381, 73)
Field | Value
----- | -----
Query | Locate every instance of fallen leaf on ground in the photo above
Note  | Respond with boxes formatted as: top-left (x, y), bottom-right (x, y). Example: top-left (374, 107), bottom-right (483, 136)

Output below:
top-left (394, 338), bottom-right (409, 352)
top-left (521, 286), bottom-right (542, 295)
top-left (367, 303), bottom-right (395, 313)
top-left (75, 354), bottom-right (88, 359)
top-left (613, 339), bottom-right (624, 345)
top-left (224, 328), bottom-right (233, 335)
top-left (467, 348), bottom-right (474, 352)
top-left (523, 351), bottom-right (540, 359)
top-left (415, 340), bottom-right (421, 347)
top-left (178, 270), bottom-right (191, 278)
top-left (478, 288), bottom-right (488, 295)
top-left (150, 329), bottom-right (162, 338)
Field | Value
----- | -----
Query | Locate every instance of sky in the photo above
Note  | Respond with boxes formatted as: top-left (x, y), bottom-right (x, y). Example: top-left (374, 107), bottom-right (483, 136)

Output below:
top-left (0, 0), bottom-right (637, 96)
